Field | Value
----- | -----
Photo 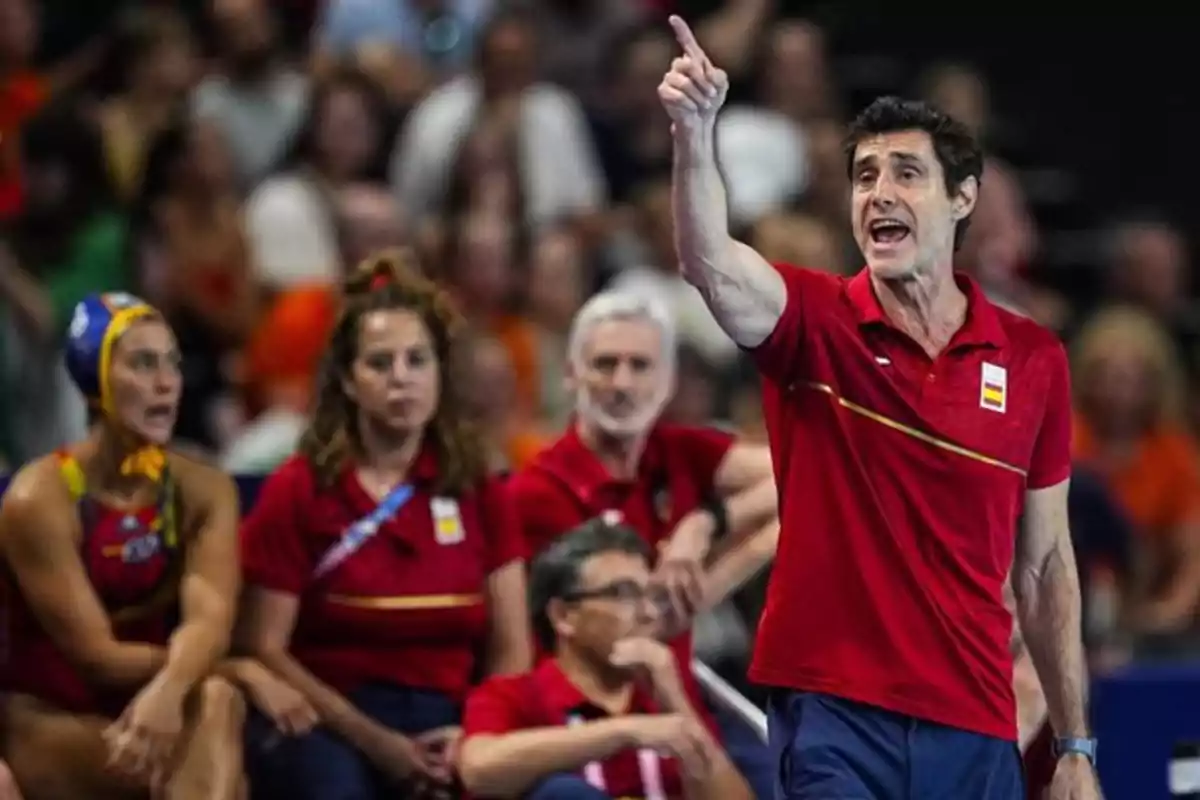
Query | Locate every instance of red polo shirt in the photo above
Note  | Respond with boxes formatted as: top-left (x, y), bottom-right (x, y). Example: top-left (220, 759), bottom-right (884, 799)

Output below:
top-left (748, 264), bottom-right (1072, 741)
top-left (240, 448), bottom-right (526, 700)
top-left (509, 424), bottom-right (734, 731)
top-left (464, 658), bottom-right (684, 798)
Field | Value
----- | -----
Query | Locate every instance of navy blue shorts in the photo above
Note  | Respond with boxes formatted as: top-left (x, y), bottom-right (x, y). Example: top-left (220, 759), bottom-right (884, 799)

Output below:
top-left (768, 690), bottom-right (1024, 800)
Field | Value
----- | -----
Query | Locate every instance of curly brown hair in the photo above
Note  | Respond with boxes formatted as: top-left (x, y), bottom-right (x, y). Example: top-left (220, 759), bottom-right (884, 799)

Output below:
top-left (298, 249), bottom-right (489, 493)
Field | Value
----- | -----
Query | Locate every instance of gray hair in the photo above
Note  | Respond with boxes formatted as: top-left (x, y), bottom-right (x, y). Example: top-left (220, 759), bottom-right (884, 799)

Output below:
top-left (567, 290), bottom-right (677, 368)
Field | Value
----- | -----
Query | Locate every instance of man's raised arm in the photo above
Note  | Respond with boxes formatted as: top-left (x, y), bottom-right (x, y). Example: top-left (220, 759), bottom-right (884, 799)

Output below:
top-left (661, 15), bottom-right (785, 349)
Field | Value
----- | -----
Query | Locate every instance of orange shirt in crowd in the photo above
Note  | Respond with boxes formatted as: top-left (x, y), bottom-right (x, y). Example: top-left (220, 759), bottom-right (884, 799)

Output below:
top-left (1073, 413), bottom-right (1200, 537)
top-left (243, 285), bottom-right (339, 415)
top-left (0, 72), bottom-right (48, 219)
top-left (489, 314), bottom-right (539, 414)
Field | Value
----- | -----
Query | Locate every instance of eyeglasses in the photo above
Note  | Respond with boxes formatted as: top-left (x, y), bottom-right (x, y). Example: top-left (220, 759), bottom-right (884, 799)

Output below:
top-left (562, 579), bottom-right (665, 607)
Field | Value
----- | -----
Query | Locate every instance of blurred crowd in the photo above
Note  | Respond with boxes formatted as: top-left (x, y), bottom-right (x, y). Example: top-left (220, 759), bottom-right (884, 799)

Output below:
top-left (0, 0), bottom-right (1198, 674)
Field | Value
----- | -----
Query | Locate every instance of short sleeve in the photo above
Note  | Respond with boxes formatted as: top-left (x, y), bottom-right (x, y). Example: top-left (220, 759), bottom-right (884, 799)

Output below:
top-left (743, 262), bottom-right (811, 383)
top-left (507, 470), bottom-right (569, 559)
top-left (480, 476), bottom-right (527, 573)
top-left (240, 457), bottom-right (316, 594)
top-left (672, 426), bottom-right (736, 496)
top-left (1027, 342), bottom-right (1073, 490)
top-left (462, 675), bottom-right (530, 736)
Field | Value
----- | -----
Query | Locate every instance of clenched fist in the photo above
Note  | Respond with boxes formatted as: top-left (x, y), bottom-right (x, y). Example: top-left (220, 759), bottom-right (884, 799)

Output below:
top-left (658, 16), bottom-right (729, 133)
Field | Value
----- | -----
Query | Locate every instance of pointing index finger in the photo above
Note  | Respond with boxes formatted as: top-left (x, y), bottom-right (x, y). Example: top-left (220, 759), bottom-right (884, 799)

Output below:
top-left (668, 15), bottom-right (709, 65)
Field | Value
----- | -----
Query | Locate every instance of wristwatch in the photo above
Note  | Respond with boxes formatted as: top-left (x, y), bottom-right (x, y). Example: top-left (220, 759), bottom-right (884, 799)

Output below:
top-left (1053, 736), bottom-right (1099, 766)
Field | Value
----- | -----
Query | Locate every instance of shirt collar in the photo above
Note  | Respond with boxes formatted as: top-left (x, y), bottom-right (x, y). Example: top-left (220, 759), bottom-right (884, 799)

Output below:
top-left (338, 437), bottom-right (441, 507)
top-left (534, 657), bottom-right (659, 719)
top-left (539, 422), bottom-right (667, 505)
top-left (845, 268), bottom-right (1008, 349)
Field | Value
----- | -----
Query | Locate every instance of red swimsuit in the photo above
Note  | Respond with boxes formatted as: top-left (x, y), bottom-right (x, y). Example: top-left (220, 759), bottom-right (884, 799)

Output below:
top-left (1, 452), bottom-right (180, 715)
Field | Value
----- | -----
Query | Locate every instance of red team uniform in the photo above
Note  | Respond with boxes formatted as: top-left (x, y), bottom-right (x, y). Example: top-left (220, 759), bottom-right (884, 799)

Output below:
top-left (509, 423), bottom-right (735, 731)
top-left (464, 658), bottom-right (685, 798)
top-left (2, 452), bottom-right (179, 716)
top-left (241, 448), bottom-right (525, 701)
top-left (751, 264), bottom-right (1071, 796)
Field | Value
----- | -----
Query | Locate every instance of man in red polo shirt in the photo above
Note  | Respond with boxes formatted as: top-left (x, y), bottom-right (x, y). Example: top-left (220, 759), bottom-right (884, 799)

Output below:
top-left (508, 289), bottom-right (779, 796)
top-left (459, 519), bottom-right (752, 800)
top-left (660, 16), bottom-right (1099, 800)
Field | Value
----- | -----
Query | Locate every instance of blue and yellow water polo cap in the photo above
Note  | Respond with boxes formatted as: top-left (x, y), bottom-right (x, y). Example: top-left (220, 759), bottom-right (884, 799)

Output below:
top-left (64, 292), bottom-right (167, 479)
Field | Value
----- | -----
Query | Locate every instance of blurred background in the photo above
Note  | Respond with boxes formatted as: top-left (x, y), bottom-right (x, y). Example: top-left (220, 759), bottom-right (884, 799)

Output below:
top-left (0, 0), bottom-right (1196, 796)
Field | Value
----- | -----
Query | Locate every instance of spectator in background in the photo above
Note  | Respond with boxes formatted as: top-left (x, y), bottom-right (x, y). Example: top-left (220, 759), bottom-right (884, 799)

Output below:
top-left (460, 333), bottom-right (548, 473)
top-left (589, 23), bottom-right (676, 205)
top-left (1104, 214), bottom-right (1200, 426)
top-left (314, 0), bottom-right (490, 105)
top-left (528, 227), bottom-right (588, 430)
top-left (238, 253), bottom-right (531, 799)
top-left (749, 210), bottom-right (847, 275)
top-left (509, 291), bottom-right (779, 798)
top-left (0, 103), bottom-right (125, 463)
top-left (223, 187), bottom-right (408, 474)
top-left (133, 115), bottom-right (257, 451)
top-left (0, 0), bottom-right (46, 222)
top-left (392, 9), bottom-right (607, 232)
top-left (611, 179), bottom-right (738, 370)
top-left (336, 183), bottom-right (410, 271)
top-left (459, 519), bottom-right (754, 800)
top-left (245, 68), bottom-right (392, 292)
top-left (441, 210), bottom-right (541, 415)
top-left (1072, 306), bottom-right (1200, 642)
top-left (193, 0), bottom-right (309, 189)
top-left (98, 7), bottom-right (197, 202)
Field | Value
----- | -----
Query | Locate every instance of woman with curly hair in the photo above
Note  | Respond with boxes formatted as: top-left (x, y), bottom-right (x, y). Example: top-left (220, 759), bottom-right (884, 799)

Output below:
top-left (238, 250), bottom-right (532, 799)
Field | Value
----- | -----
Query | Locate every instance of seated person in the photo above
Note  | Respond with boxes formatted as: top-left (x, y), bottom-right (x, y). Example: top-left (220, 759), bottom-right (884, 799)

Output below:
top-left (237, 252), bottom-right (532, 799)
top-left (458, 519), bottom-right (753, 800)
top-left (0, 293), bottom-right (280, 799)
top-left (509, 291), bottom-right (779, 797)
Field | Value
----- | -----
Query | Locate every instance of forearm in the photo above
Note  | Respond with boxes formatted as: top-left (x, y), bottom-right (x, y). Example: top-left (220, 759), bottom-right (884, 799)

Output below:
top-left (459, 720), bottom-right (636, 798)
top-left (723, 479), bottom-right (778, 534)
top-left (673, 126), bottom-right (735, 284)
top-left (656, 681), bottom-right (753, 800)
top-left (702, 522), bottom-right (777, 608)
top-left (86, 641), bottom-right (168, 689)
top-left (157, 616), bottom-right (233, 693)
top-left (1014, 540), bottom-right (1089, 737)
top-left (256, 648), bottom-right (389, 757)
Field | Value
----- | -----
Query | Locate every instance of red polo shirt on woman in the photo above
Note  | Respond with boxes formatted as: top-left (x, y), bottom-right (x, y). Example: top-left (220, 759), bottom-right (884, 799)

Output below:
top-left (464, 658), bottom-right (684, 798)
top-left (747, 264), bottom-right (1072, 741)
top-left (509, 424), bottom-right (733, 720)
top-left (241, 447), bottom-right (525, 699)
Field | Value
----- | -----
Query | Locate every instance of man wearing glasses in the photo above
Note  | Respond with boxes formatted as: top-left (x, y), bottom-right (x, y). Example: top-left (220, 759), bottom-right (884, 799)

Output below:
top-left (457, 519), bottom-right (752, 800)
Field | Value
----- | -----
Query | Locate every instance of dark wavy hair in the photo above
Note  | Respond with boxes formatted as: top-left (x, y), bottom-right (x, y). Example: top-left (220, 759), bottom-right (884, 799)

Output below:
top-left (298, 249), bottom-right (488, 493)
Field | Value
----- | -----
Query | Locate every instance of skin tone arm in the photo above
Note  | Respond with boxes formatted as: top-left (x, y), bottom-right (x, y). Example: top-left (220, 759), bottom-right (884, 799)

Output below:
top-left (663, 18), bottom-right (786, 349)
top-left (154, 463), bottom-right (241, 694)
top-left (1013, 479), bottom-right (1088, 741)
top-left (483, 561), bottom-right (534, 677)
top-left (237, 587), bottom-right (415, 769)
top-left (0, 460), bottom-right (167, 688)
top-left (661, 443), bottom-right (778, 606)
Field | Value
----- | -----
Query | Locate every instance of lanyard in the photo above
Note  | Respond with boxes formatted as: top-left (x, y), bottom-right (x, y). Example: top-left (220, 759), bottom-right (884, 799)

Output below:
top-left (313, 483), bottom-right (415, 579)
top-left (567, 714), bottom-right (667, 800)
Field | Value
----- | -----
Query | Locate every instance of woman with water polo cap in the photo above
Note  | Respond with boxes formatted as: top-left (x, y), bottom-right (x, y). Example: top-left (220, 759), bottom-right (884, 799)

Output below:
top-left (238, 251), bottom-right (532, 799)
top-left (0, 291), bottom-right (276, 799)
